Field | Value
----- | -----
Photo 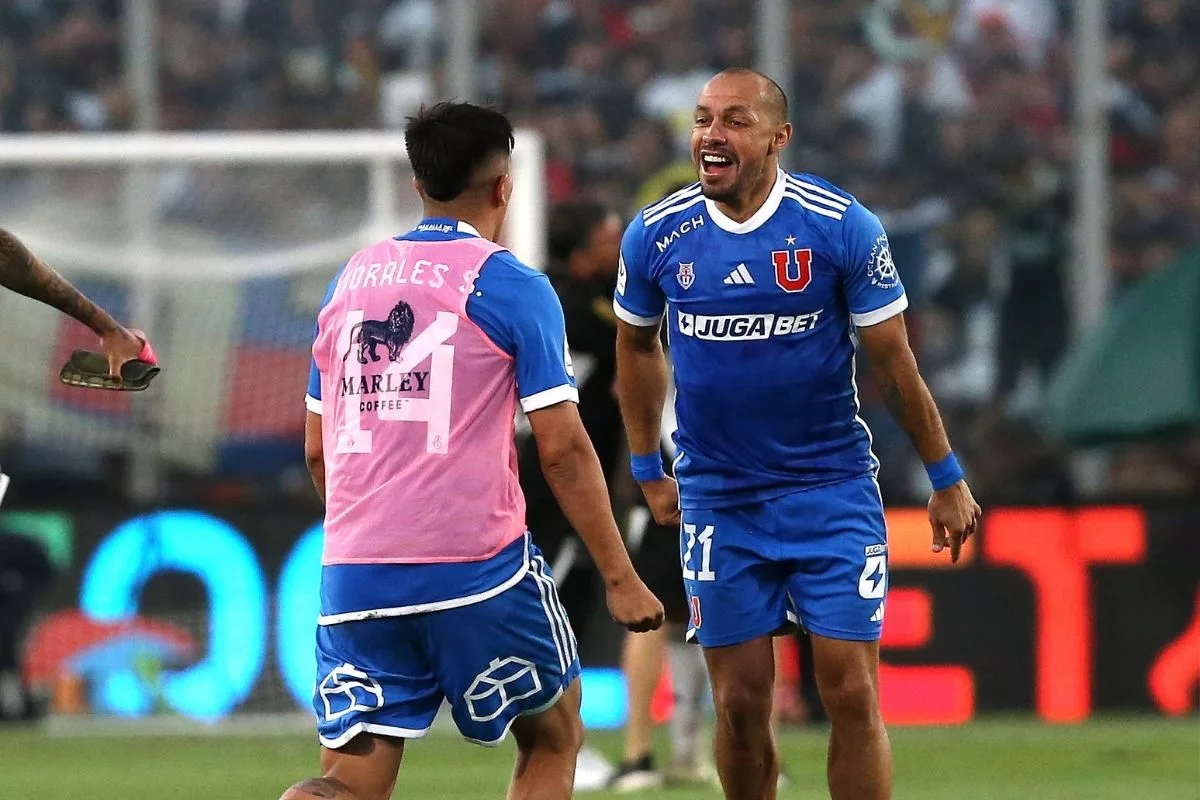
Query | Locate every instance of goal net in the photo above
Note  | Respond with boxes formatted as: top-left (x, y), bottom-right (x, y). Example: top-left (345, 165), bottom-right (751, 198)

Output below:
top-left (0, 132), bottom-right (545, 728)
top-left (0, 132), bottom-right (546, 496)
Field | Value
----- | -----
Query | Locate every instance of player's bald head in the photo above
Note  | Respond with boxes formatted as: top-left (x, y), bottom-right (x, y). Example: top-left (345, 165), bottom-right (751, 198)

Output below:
top-left (706, 68), bottom-right (789, 123)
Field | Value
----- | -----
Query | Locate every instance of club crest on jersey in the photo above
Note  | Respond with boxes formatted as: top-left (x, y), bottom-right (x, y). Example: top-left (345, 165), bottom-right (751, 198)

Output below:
top-left (868, 234), bottom-right (900, 289)
top-left (676, 262), bottom-right (696, 290)
top-left (772, 248), bottom-right (813, 293)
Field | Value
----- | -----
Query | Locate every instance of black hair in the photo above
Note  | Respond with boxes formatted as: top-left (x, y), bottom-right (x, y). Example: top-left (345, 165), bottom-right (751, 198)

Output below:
top-left (404, 101), bottom-right (515, 202)
top-left (548, 199), bottom-right (613, 263)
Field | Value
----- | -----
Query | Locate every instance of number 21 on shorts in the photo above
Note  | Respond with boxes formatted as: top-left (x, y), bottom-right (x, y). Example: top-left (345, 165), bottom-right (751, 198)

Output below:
top-left (682, 523), bottom-right (716, 582)
top-left (335, 309), bottom-right (457, 456)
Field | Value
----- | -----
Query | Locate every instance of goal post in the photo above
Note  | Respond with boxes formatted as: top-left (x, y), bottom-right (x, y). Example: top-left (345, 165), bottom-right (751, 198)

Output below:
top-left (0, 131), bottom-right (546, 268)
top-left (0, 130), bottom-right (546, 499)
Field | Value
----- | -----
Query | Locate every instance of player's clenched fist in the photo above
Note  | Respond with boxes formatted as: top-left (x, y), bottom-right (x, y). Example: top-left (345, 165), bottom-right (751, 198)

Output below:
top-left (639, 476), bottom-right (682, 527)
top-left (928, 481), bottom-right (982, 564)
top-left (606, 575), bottom-right (665, 632)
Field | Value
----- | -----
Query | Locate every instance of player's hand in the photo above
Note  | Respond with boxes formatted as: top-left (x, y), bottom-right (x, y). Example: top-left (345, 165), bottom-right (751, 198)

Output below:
top-left (639, 476), bottom-right (681, 527)
top-left (928, 481), bottom-right (982, 564)
top-left (605, 574), bottom-right (665, 633)
top-left (100, 326), bottom-right (152, 380)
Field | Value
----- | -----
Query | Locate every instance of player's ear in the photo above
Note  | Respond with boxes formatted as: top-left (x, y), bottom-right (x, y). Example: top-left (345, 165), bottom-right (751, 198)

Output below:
top-left (494, 173), bottom-right (514, 209)
top-left (770, 123), bottom-right (793, 155)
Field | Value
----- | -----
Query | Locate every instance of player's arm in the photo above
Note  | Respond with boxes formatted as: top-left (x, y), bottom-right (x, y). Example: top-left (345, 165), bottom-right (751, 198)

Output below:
top-left (611, 220), bottom-right (678, 525)
top-left (525, 402), bottom-right (660, 626)
top-left (840, 202), bottom-right (980, 561)
top-left (494, 267), bottom-right (662, 632)
top-left (614, 320), bottom-right (675, 510)
top-left (301, 274), bottom-right (341, 505)
top-left (615, 319), bottom-right (669, 458)
top-left (858, 314), bottom-right (979, 561)
top-left (1, 226), bottom-right (124, 335)
top-left (856, 315), bottom-right (952, 464)
top-left (0, 226), bottom-right (146, 374)
top-left (302, 317), bottom-right (329, 503)
top-left (304, 409), bottom-right (325, 504)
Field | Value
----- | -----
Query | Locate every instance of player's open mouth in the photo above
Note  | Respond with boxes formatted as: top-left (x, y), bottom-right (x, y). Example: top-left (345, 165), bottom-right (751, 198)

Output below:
top-left (700, 152), bottom-right (735, 178)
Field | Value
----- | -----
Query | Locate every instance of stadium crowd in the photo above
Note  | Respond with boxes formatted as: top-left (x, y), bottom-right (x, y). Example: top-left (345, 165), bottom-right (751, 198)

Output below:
top-left (1, 0), bottom-right (1197, 503)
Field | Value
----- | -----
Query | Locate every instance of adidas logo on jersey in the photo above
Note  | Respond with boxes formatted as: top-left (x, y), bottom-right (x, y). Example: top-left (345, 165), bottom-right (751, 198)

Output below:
top-left (870, 603), bottom-right (884, 623)
top-left (723, 264), bottom-right (754, 285)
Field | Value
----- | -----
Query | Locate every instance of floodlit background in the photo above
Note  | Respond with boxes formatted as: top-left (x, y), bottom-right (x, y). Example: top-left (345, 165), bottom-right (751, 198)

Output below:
top-left (0, 1), bottom-right (1196, 798)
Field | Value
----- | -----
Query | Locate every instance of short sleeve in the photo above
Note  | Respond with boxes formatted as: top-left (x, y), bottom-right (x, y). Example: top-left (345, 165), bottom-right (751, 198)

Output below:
top-left (613, 217), bottom-right (666, 326)
top-left (840, 201), bottom-right (908, 327)
top-left (305, 270), bottom-right (342, 415)
top-left (508, 274), bottom-right (579, 412)
top-left (466, 254), bottom-right (579, 413)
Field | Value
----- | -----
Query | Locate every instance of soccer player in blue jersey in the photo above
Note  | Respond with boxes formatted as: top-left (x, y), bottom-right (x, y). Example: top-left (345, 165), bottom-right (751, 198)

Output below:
top-left (613, 69), bottom-right (981, 800)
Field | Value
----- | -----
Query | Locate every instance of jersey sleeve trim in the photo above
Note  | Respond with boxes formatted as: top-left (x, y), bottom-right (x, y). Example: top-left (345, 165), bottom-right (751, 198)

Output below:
top-left (612, 298), bottom-right (664, 327)
top-left (305, 394), bottom-right (323, 415)
top-left (520, 384), bottom-right (580, 413)
top-left (851, 293), bottom-right (909, 327)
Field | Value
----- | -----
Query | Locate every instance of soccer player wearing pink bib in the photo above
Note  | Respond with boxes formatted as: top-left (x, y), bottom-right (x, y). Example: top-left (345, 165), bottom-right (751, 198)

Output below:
top-left (281, 103), bottom-right (663, 800)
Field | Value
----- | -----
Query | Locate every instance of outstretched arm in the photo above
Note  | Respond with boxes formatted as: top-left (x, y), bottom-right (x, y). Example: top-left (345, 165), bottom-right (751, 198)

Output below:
top-left (0, 226), bottom-right (122, 335)
top-left (0, 227), bottom-right (147, 377)
top-left (857, 314), bottom-right (981, 561)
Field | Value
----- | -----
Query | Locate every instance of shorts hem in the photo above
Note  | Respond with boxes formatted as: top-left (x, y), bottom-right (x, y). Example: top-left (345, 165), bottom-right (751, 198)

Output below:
top-left (685, 616), bottom-right (793, 648)
top-left (461, 663), bottom-right (581, 749)
top-left (798, 622), bottom-right (882, 642)
top-left (319, 721), bottom-right (431, 749)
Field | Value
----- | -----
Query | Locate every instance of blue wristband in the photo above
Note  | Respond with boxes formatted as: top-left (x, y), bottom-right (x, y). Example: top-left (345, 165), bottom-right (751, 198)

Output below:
top-left (926, 453), bottom-right (964, 491)
top-left (630, 451), bottom-right (666, 483)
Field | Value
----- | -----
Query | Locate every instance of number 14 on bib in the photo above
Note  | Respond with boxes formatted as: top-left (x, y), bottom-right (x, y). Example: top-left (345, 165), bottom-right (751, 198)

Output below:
top-left (334, 309), bottom-right (458, 456)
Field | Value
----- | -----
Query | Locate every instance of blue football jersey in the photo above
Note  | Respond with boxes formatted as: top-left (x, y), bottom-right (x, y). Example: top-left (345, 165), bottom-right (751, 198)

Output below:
top-left (614, 170), bottom-right (907, 510)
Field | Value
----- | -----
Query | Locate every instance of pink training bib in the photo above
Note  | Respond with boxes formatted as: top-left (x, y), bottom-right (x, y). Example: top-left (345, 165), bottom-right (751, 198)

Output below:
top-left (312, 234), bottom-right (526, 565)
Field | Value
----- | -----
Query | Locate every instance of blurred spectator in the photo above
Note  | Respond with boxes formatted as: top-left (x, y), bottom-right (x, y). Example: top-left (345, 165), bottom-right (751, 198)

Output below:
top-left (2, 0), bottom-right (1196, 503)
top-left (992, 140), bottom-right (1071, 410)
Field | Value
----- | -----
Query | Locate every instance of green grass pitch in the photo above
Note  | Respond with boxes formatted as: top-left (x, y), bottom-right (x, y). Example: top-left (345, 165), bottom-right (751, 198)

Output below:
top-left (4, 716), bottom-right (1196, 799)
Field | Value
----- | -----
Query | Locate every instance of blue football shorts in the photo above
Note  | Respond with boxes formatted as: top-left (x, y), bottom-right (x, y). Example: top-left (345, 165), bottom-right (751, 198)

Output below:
top-left (681, 474), bottom-right (889, 647)
top-left (313, 544), bottom-right (581, 749)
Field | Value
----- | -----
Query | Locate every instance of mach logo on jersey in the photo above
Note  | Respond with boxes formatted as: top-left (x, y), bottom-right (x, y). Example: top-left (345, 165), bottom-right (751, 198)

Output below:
top-left (676, 309), bottom-right (823, 340)
top-left (656, 215), bottom-right (705, 253)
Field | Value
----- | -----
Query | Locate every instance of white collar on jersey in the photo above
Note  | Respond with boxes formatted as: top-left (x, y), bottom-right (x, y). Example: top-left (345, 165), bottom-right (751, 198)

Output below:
top-left (704, 168), bottom-right (786, 235)
top-left (455, 220), bottom-right (481, 237)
